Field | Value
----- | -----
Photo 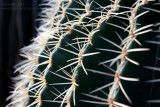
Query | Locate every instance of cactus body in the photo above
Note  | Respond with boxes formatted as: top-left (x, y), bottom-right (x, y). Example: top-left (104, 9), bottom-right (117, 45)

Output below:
top-left (7, 0), bottom-right (160, 107)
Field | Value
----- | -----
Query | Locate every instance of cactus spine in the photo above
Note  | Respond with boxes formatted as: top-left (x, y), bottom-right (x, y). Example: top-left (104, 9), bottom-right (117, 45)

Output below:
top-left (7, 0), bottom-right (160, 107)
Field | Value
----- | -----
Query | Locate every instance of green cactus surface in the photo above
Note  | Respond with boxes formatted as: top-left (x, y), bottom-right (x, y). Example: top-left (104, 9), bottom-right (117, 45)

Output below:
top-left (7, 0), bottom-right (160, 107)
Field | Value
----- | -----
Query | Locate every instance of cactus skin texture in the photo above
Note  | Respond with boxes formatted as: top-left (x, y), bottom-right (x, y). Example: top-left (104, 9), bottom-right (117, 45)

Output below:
top-left (7, 0), bottom-right (160, 107)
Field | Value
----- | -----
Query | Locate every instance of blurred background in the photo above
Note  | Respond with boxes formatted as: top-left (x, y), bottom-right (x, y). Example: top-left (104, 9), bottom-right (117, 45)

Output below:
top-left (0, 0), bottom-right (42, 106)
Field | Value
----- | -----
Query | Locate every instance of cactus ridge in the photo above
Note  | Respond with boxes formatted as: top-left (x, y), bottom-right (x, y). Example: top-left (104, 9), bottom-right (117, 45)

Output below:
top-left (142, 3), bottom-right (160, 103)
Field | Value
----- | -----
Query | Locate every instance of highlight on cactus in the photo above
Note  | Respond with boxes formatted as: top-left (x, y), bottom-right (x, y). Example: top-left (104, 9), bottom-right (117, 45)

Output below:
top-left (6, 0), bottom-right (160, 107)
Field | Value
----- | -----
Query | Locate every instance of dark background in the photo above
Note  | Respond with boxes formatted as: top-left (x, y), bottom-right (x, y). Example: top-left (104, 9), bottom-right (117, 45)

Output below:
top-left (0, 0), bottom-right (42, 106)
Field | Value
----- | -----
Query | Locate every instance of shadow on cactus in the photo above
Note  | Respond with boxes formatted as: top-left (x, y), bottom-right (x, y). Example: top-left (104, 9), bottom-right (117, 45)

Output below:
top-left (6, 0), bottom-right (160, 107)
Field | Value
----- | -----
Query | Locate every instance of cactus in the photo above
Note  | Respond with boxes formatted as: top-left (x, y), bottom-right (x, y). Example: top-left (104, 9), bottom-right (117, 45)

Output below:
top-left (7, 0), bottom-right (160, 107)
